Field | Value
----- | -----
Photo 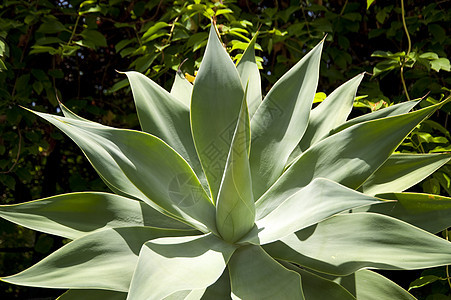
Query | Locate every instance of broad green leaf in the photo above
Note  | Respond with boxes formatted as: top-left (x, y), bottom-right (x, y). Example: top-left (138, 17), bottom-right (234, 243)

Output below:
top-left (58, 290), bottom-right (127, 300)
top-left (256, 102), bottom-right (442, 218)
top-left (361, 153), bottom-right (451, 195)
top-left (353, 192), bottom-right (451, 233)
top-left (31, 111), bottom-right (216, 233)
top-left (331, 99), bottom-right (420, 134)
top-left (216, 97), bottom-right (255, 243)
top-left (242, 178), bottom-right (381, 244)
top-left (0, 192), bottom-right (192, 239)
top-left (127, 234), bottom-right (237, 299)
top-left (280, 261), bottom-right (356, 300)
top-left (191, 24), bottom-right (244, 202)
top-left (264, 213), bottom-right (451, 276)
top-left (334, 269), bottom-right (416, 300)
top-left (249, 39), bottom-right (323, 199)
top-left (2, 227), bottom-right (196, 291)
top-left (164, 269), bottom-right (231, 300)
top-left (236, 33), bottom-right (261, 118)
top-left (124, 71), bottom-right (208, 193)
top-left (298, 73), bottom-right (364, 151)
top-left (170, 71), bottom-right (193, 107)
top-left (228, 245), bottom-right (304, 299)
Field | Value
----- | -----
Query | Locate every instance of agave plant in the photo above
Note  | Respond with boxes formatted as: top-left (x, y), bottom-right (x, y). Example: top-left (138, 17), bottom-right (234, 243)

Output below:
top-left (2, 23), bottom-right (451, 300)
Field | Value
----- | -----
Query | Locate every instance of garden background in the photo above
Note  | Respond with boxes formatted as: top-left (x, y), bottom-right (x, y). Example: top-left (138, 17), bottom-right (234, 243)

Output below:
top-left (0, 0), bottom-right (450, 299)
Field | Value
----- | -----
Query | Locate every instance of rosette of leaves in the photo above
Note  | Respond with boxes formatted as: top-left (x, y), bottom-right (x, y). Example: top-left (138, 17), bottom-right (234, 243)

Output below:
top-left (1, 23), bottom-right (451, 300)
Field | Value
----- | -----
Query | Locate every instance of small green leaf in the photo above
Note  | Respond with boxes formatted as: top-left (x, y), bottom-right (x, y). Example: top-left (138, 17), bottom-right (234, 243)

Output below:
top-left (408, 275), bottom-right (441, 290)
top-left (170, 71), bottom-right (193, 107)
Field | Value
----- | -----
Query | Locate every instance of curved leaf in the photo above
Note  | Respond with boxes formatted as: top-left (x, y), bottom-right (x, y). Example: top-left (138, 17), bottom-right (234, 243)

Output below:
top-left (331, 99), bottom-right (420, 134)
top-left (170, 71), bottom-right (193, 107)
top-left (298, 73), bottom-right (364, 151)
top-left (249, 39), bottom-right (323, 199)
top-left (216, 97), bottom-right (255, 243)
top-left (124, 71), bottom-right (207, 193)
top-left (58, 289), bottom-right (127, 300)
top-left (236, 33), bottom-right (261, 118)
top-left (228, 245), bottom-right (304, 299)
top-left (242, 178), bottom-right (381, 244)
top-left (127, 234), bottom-right (237, 299)
top-left (191, 24), bottom-right (244, 201)
top-left (361, 153), bottom-right (451, 195)
top-left (280, 261), bottom-right (356, 300)
top-left (264, 213), bottom-right (451, 276)
top-left (31, 110), bottom-right (216, 233)
top-left (2, 227), bottom-right (196, 291)
top-left (333, 269), bottom-right (416, 300)
top-left (0, 192), bottom-right (191, 239)
top-left (257, 101), bottom-right (442, 218)
top-left (353, 192), bottom-right (451, 233)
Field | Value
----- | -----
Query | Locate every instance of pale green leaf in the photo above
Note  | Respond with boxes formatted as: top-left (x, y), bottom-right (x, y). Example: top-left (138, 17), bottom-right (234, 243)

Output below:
top-left (124, 71), bottom-right (208, 194)
top-left (331, 99), bottom-right (420, 134)
top-left (170, 71), bottom-right (193, 107)
top-left (127, 234), bottom-right (237, 299)
top-left (228, 245), bottom-right (304, 299)
top-left (280, 262), bottom-right (356, 300)
top-left (333, 269), bottom-right (416, 300)
top-left (216, 96), bottom-right (255, 243)
top-left (31, 110), bottom-right (216, 233)
top-left (58, 289), bottom-right (127, 300)
top-left (298, 73), bottom-right (364, 151)
top-left (2, 227), bottom-right (196, 291)
top-left (242, 178), bottom-right (381, 244)
top-left (191, 24), bottom-right (244, 202)
top-left (249, 39), bottom-right (323, 199)
top-left (361, 153), bottom-right (451, 195)
top-left (0, 192), bottom-right (192, 239)
top-left (58, 101), bottom-right (90, 122)
top-left (353, 192), bottom-right (451, 233)
top-left (236, 33), bottom-right (261, 118)
top-left (256, 102), bottom-right (441, 218)
top-left (264, 213), bottom-right (451, 276)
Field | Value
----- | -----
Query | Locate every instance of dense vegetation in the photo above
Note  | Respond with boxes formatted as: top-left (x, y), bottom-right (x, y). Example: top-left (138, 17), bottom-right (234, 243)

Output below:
top-left (0, 0), bottom-right (449, 298)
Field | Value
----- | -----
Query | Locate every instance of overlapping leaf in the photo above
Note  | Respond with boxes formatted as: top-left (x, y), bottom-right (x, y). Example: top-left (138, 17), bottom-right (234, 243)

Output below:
top-left (30, 110), bottom-right (216, 233)
top-left (2, 227), bottom-right (197, 291)
top-left (191, 24), bottom-right (244, 202)
top-left (249, 39), bottom-right (323, 199)
top-left (0, 192), bottom-right (192, 239)
top-left (127, 234), bottom-right (236, 299)
top-left (256, 102), bottom-right (442, 218)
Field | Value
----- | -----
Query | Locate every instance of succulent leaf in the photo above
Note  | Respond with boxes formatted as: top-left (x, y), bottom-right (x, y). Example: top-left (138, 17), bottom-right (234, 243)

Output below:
top-left (124, 71), bottom-right (208, 193)
top-left (58, 289), bottom-right (127, 300)
top-left (2, 227), bottom-right (196, 291)
top-left (30, 111), bottom-right (216, 233)
top-left (249, 39), bottom-right (323, 199)
top-left (361, 153), bottom-right (451, 195)
top-left (242, 178), bottom-right (382, 245)
top-left (0, 192), bottom-right (192, 239)
top-left (216, 94), bottom-right (255, 243)
top-left (170, 71), bottom-right (193, 107)
top-left (236, 32), bottom-right (262, 118)
top-left (191, 24), bottom-right (245, 202)
top-left (257, 102), bottom-right (442, 219)
top-left (264, 213), bottom-right (451, 276)
top-left (228, 245), bottom-right (304, 299)
top-left (127, 234), bottom-right (237, 299)
top-left (355, 192), bottom-right (451, 233)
